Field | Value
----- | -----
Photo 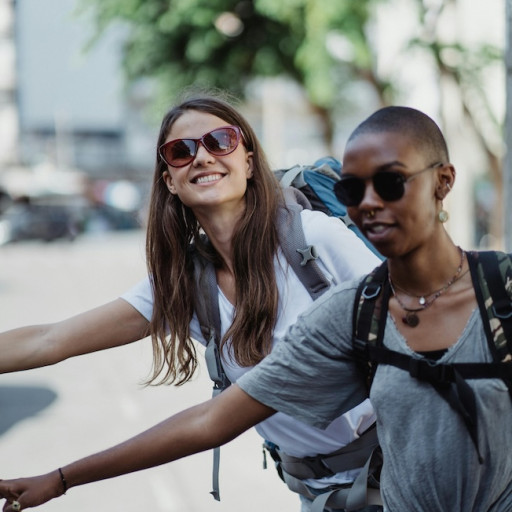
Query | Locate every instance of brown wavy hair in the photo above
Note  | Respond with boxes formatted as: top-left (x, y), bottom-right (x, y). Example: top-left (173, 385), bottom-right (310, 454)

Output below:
top-left (146, 93), bottom-right (283, 385)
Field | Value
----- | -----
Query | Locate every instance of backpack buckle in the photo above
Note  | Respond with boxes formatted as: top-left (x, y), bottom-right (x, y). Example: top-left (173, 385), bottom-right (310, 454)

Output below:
top-left (362, 283), bottom-right (381, 300)
top-left (492, 300), bottom-right (512, 319)
top-left (408, 358), bottom-right (454, 385)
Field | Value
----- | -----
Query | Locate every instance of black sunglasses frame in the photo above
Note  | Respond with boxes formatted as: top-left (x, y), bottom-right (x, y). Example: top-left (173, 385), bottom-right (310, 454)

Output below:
top-left (334, 162), bottom-right (444, 207)
top-left (159, 125), bottom-right (243, 168)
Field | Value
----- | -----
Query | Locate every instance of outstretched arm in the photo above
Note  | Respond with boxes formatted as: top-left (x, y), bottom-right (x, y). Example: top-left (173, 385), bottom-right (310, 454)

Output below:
top-left (0, 384), bottom-right (275, 511)
top-left (0, 299), bottom-right (149, 374)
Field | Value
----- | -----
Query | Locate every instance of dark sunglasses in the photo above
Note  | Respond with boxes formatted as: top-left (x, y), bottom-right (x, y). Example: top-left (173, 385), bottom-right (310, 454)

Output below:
top-left (159, 125), bottom-right (244, 167)
top-left (333, 162), bottom-right (443, 207)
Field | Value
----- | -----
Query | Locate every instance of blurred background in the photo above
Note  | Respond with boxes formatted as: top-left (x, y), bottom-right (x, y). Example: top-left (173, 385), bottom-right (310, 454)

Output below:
top-left (0, 0), bottom-right (509, 510)
top-left (0, 0), bottom-right (508, 249)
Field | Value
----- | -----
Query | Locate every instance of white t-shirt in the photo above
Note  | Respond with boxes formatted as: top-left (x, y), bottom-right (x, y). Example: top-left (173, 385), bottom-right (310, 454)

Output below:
top-left (121, 209), bottom-right (381, 487)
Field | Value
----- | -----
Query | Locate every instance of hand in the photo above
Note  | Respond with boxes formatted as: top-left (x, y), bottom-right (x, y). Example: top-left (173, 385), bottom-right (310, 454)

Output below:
top-left (0, 471), bottom-right (63, 511)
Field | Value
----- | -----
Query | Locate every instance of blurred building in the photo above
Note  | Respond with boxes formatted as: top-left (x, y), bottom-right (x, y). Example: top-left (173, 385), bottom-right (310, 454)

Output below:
top-left (1, 0), bottom-right (155, 185)
top-left (0, 0), bottom-right (17, 168)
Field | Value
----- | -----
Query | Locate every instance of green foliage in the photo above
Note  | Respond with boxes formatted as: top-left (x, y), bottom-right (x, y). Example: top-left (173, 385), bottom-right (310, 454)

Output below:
top-left (77, 0), bottom-right (502, 151)
top-left (77, 0), bottom-right (381, 120)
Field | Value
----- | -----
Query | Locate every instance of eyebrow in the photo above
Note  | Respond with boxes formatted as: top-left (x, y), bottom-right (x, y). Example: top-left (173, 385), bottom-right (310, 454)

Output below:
top-left (374, 161), bottom-right (407, 172)
top-left (341, 160), bottom-right (407, 178)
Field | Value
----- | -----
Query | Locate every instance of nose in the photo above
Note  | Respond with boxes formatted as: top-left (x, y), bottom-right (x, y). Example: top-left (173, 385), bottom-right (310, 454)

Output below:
top-left (358, 179), bottom-right (383, 213)
top-left (192, 141), bottom-right (215, 166)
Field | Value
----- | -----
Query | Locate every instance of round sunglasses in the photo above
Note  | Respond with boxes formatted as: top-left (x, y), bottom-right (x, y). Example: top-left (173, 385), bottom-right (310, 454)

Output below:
top-left (159, 125), bottom-right (244, 167)
top-left (333, 162), bottom-right (443, 207)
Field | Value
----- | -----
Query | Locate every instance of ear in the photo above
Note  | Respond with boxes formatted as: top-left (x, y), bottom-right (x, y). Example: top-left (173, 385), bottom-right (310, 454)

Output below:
top-left (435, 163), bottom-right (456, 200)
top-left (246, 151), bottom-right (254, 179)
top-left (163, 170), bottom-right (177, 195)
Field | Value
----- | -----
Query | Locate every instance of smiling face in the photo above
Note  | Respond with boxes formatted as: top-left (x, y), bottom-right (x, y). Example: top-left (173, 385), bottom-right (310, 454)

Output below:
top-left (343, 131), bottom-right (453, 258)
top-left (162, 110), bottom-right (254, 215)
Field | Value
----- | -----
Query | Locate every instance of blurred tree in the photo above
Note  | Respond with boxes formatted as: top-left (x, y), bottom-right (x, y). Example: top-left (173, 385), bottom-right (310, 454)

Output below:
top-left (407, 0), bottom-right (504, 244)
top-left (77, 0), bottom-right (389, 151)
top-left (78, 0), bottom-right (504, 243)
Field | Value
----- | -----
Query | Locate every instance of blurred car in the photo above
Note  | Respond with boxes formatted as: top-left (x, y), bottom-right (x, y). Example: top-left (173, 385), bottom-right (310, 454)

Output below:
top-left (0, 195), bottom-right (82, 244)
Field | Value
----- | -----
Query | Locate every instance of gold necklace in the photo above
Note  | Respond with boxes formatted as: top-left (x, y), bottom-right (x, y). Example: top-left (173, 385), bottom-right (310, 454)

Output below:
top-left (388, 247), bottom-right (466, 328)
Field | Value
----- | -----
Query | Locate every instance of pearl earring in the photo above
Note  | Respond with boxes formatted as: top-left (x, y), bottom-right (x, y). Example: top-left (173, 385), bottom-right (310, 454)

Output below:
top-left (438, 209), bottom-right (449, 223)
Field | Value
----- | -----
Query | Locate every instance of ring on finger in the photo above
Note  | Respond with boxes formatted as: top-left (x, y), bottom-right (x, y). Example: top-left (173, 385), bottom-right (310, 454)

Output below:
top-left (12, 500), bottom-right (21, 511)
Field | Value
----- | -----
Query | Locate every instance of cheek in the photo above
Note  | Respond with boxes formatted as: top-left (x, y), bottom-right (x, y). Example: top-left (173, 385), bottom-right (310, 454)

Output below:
top-left (347, 207), bottom-right (362, 227)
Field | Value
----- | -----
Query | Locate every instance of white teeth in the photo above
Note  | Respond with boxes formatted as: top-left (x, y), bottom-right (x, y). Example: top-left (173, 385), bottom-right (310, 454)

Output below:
top-left (195, 174), bottom-right (222, 184)
top-left (368, 224), bottom-right (387, 234)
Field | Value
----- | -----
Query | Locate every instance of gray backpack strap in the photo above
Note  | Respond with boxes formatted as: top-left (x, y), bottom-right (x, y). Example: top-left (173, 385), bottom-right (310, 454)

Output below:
top-left (276, 203), bottom-right (331, 300)
top-left (310, 447), bottom-right (382, 512)
top-left (192, 250), bottom-right (230, 501)
top-left (268, 426), bottom-right (382, 510)
top-left (279, 164), bottom-right (306, 188)
top-left (280, 446), bottom-right (382, 512)
top-left (275, 425), bottom-right (379, 479)
top-left (192, 250), bottom-right (230, 391)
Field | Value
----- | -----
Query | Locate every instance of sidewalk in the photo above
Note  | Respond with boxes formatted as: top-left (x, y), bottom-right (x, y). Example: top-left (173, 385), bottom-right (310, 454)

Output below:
top-left (0, 231), bottom-right (297, 511)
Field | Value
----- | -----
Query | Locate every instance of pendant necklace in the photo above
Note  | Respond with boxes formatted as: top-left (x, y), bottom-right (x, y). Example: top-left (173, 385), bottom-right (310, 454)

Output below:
top-left (388, 247), bottom-right (466, 328)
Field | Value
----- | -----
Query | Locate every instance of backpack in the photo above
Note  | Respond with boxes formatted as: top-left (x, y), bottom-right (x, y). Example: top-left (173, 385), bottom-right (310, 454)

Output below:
top-left (352, 250), bottom-right (512, 463)
top-left (192, 157), bottom-right (382, 506)
top-left (274, 156), bottom-right (382, 258)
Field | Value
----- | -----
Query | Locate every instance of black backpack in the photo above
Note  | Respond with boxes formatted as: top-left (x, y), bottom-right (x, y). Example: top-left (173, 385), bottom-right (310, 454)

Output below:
top-left (352, 250), bottom-right (512, 463)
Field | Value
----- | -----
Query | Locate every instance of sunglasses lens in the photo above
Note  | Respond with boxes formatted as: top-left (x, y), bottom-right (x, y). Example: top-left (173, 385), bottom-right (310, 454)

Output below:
top-left (203, 127), bottom-right (239, 155)
top-left (163, 139), bottom-right (197, 167)
top-left (160, 127), bottom-right (241, 167)
top-left (334, 178), bottom-right (365, 206)
top-left (373, 172), bottom-right (405, 201)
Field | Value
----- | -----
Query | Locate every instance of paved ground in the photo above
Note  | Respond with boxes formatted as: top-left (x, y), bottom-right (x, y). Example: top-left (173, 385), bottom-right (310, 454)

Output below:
top-left (0, 231), bottom-right (298, 511)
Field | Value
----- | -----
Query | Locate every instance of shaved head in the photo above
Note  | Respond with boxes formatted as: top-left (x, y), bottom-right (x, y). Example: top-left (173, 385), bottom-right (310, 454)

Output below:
top-left (347, 106), bottom-right (449, 163)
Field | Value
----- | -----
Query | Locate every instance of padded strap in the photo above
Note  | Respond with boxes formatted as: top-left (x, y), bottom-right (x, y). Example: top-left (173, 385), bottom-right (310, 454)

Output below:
top-left (276, 203), bottom-right (331, 300)
top-left (280, 447), bottom-right (383, 512)
top-left (276, 426), bottom-right (379, 479)
top-left (194, 256), bottom-right (230, 391)
top-left (469, 251), bottom-right (512, 361)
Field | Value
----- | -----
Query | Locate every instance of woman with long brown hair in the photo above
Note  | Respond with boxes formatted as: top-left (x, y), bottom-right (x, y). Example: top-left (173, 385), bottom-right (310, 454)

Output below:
top-left (0, 93), bottom-right (380, 511)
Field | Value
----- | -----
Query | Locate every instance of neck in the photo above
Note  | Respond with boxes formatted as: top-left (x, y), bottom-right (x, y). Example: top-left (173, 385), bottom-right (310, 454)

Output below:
top-left (194, 205), bottom-right (244, 273)
top-left (387, 242), bottom-right (464, 296)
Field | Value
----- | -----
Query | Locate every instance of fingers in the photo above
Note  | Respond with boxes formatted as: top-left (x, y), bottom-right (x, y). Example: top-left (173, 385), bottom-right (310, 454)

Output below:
top-left (0, 482), bottom-right (22, 512)
top-left (2, 498), bottom-right (21, 512)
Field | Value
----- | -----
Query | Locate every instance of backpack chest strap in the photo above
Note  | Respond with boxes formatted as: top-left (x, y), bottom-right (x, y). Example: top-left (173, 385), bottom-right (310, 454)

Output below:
top-left (365, 344), bottom-right (512, 463)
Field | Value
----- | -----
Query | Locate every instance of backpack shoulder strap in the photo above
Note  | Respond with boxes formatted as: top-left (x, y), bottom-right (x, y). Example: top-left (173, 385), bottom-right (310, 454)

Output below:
top-left (190, 246), bottom-right (231, 392)
top-left (352, 261), bottom-right (390, 388)
top-left (467, 250), bottom-right (512, 363)
top-left (276, 203), bottom-right (331, 300)
top-left (190, 245), bottom-right (230, 501)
